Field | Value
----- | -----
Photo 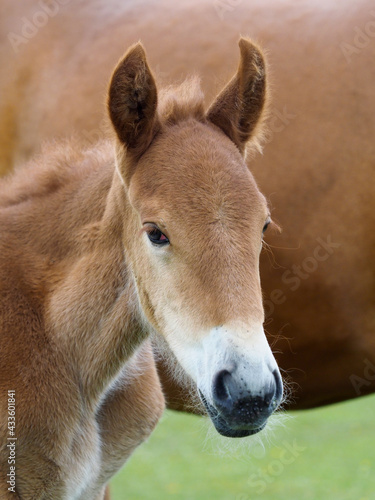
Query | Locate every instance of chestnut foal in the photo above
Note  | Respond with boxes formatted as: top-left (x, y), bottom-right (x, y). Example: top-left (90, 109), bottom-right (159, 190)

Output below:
top-left (0, 40), bottom-right (282, 499)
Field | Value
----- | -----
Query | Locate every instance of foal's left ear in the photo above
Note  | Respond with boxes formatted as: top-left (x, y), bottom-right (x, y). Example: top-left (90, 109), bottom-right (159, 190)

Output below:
top-left (108, 42), bottom-right (160, 176)
top-left (207, 38), bottom-right (267, 155)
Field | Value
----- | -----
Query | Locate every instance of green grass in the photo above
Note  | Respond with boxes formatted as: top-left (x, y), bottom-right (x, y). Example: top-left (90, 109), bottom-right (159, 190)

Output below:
top-left (110, 394), bottom-right (375, 500)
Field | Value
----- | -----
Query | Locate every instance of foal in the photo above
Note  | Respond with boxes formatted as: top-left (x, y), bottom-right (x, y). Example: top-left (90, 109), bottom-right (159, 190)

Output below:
top-left (0, 39), bottom-right (282, 499)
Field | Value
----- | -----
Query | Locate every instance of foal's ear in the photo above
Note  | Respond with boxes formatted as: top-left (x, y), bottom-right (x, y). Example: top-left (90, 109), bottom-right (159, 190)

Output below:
top-left (207, 38), bottom-right (267, 155)
top-left (108, 42), bottom-right (159, 166)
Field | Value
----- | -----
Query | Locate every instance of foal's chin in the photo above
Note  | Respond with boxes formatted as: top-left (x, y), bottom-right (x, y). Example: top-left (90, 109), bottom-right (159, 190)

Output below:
top-left (199, 390), bottom-right (268, 438)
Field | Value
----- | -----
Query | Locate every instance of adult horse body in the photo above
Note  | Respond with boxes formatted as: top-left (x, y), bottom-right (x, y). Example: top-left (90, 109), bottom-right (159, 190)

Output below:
top-left (0, 0), bottom-right (374, 406)
top-left (0, 40), bottom-right (282, 498)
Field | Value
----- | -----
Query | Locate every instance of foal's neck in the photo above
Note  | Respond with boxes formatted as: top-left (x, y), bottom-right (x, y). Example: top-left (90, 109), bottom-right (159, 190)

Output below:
top-left (46, 144), bottom-right (148, 406)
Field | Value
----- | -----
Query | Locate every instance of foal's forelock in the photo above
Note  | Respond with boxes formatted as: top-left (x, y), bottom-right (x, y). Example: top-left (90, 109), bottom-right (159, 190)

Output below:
top-left (157, 77), bottom-right (205, 125)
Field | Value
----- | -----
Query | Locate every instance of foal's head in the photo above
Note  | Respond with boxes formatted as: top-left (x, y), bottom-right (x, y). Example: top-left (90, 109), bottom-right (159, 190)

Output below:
top-left (108, 39), bottom-right (283, 437)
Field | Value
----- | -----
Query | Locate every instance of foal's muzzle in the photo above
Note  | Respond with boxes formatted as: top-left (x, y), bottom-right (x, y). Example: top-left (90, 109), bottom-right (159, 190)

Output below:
top-left (200, 367), bottom-right (283, 438)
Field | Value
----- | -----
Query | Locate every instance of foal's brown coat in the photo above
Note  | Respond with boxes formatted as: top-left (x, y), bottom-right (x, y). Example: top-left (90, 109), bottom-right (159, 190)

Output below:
top-left (0, 39), bottom-right (273, 498)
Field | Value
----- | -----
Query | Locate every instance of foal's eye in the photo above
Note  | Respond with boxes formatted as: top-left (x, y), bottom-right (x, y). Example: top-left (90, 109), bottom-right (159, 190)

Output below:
top-left (145, 224), bottom-right (170, 246)
top-left (262, 220), bottom-right (270, 234)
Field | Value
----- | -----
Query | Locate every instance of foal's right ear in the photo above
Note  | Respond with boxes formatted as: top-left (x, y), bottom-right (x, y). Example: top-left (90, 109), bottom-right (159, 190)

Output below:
top-left (108, 43), bottom-right (160, 178)
top-left (207, 38), bottom-right (267, 155)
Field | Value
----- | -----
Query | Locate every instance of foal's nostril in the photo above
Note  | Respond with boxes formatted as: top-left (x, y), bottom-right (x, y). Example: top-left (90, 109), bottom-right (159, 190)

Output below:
top-left (213, 370), bottom-right (233, 403)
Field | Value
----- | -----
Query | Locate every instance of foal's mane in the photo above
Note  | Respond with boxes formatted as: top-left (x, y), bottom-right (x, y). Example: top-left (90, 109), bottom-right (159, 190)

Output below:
top-left (0, 140), bottom-right (113, 209)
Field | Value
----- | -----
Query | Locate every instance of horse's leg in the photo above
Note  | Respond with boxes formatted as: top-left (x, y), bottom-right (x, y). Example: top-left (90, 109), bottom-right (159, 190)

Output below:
top-left (94, 486), bottom-right (110, 500)
top-left (104, 485), bottom-right (111, 500)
